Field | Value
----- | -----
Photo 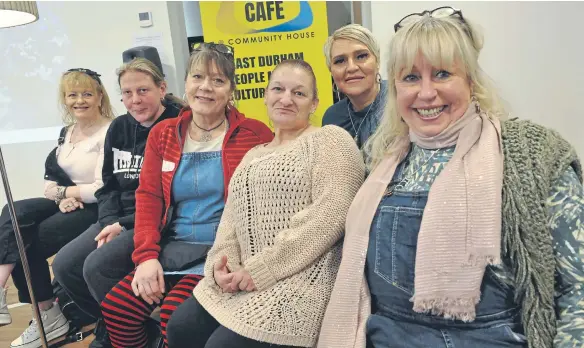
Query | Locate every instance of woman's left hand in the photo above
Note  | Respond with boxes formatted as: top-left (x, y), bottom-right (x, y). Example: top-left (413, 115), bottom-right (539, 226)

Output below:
top-left (59, 197), bottom-right (83, 213)
top-left (229, 269), bottom-right (256, 292)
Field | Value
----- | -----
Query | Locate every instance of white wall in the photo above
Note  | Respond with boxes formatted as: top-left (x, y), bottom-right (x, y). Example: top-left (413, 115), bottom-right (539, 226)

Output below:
top-left (371, 1), bottom-right (584, 157)
top-left (0, 1), bottom-right (189, 206)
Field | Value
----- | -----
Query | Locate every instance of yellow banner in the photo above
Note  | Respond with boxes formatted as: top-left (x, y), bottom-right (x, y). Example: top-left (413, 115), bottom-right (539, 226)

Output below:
top-left (199, 1), bottom-right (332, 127)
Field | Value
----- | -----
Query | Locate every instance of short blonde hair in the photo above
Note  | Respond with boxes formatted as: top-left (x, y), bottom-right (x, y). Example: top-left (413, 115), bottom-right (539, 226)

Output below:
top-left (323, 24), bottom-right (380, 70)
top-left (365, 14), bottom-right (508, 171)
top-left (58, 71), bottom-right (116, 125)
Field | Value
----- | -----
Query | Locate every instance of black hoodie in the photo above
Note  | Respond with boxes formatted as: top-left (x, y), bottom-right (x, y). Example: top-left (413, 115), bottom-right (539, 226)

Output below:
top-left (95, 103), bottom-right (181, 229)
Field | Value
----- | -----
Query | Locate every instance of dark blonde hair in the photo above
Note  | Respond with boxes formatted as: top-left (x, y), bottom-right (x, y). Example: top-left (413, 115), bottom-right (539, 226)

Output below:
top-left (58, 71), bottom-right (115, 125)
top-left (268, 59), bottom-right (318, 100)
top-left (117, 57), bottom-right (185, 108)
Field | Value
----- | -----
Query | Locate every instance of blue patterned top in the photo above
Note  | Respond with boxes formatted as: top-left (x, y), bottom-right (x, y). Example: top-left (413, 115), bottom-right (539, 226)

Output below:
top-left (398, 144), bottom-right (583, 347)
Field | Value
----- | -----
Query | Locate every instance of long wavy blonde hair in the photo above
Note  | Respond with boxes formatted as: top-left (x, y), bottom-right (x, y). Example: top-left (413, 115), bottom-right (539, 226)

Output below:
top-left (364, 14), bottom-right (509, 171)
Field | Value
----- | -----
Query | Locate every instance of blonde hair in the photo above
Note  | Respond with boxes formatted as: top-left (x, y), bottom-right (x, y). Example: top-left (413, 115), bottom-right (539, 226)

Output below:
top-left (58, 71), bottom-right (115, 125)
top-left (117, 57), bottom-right (186, 108)
top-left (365, 14), bottom-right (509, 171)
top-left (323, 24), bottom-right (380, 70)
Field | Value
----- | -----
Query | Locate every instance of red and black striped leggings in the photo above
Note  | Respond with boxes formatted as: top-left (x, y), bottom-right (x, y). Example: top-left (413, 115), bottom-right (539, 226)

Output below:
top-left (100, 271), bottom-right (202, 348)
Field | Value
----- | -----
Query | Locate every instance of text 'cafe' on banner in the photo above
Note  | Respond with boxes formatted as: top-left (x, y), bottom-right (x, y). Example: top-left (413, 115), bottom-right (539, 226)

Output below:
top-left (199, 1), bottom-right (332, 127)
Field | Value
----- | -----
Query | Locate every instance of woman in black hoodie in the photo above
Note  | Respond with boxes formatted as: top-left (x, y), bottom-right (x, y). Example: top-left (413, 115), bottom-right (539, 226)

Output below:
top-left (52, 58), bottom-right (184, 348)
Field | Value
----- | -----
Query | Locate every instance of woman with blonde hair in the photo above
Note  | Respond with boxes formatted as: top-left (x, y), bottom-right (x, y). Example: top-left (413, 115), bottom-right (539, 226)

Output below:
top-left (319, 7), bottom-right (583, 348)
top-left (0, 68), bottom-right (114, 348)
top-left (52, 57), bottom-right (184, 348)
top-left (322, 24), bottom-right (387, 150)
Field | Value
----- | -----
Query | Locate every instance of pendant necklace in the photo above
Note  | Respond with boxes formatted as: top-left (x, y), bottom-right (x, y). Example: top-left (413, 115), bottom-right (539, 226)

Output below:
top-left (193, 118), bottom-right (225, 142)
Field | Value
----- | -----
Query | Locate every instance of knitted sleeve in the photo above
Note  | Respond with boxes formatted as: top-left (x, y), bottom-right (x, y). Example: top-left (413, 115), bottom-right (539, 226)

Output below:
top-left (244, 126), bottom-right (365, 291)
top-left (548, 166), bottom-right (584, 347)
top-left (203, 193), bottom-right (243, 282)
top-left (132, 124), bottom-right (166, 265)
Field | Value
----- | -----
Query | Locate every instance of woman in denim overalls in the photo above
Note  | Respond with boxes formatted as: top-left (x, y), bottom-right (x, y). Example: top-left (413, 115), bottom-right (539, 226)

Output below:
top-left (319, 7), bottom-right (584, 348)
top-left (99, 43), bottom-right (274, 348)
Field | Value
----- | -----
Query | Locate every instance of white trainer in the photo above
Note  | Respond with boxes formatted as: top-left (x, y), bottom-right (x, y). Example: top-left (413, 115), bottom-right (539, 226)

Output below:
top-left (10, 302), bottom-right (69, 348)
top-left (0, 286), bottom-right (11, 326)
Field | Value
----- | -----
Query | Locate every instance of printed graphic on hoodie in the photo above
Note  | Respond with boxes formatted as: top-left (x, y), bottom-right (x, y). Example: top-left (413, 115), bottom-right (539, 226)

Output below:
top-left (113, 147), bottom-right (144, 179)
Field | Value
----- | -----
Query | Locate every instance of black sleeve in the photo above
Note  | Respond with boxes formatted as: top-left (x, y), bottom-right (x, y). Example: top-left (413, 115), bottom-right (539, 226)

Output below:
top-left (95, 123), bottom-right (122, 227)
top-left (117, 213), bottom-right (135, 230)
top-left (44, 126), bottom-right (75, 186)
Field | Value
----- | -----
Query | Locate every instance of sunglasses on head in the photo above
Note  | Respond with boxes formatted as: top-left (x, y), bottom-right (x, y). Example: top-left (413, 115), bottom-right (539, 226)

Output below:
top-left (66, 68), bottom-right (103, 85)
top-left (192, 42), bottom-right (235, 60)
top-left (394, 6), bottom-right (466, 32)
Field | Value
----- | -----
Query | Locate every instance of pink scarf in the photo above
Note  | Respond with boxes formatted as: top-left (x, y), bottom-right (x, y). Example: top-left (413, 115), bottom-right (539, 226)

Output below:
top-left (406, 102), bottom-right (504, 321)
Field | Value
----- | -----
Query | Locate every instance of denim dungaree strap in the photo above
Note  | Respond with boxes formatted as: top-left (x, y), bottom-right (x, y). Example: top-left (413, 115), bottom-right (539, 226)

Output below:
top-left (365, 159), bottom-right (527, 348)
top-left (164, 150), bottom-right (224, 275)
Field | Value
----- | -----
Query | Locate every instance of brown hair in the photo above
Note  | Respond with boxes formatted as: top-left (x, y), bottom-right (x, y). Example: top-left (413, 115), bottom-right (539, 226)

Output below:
top-left (117, 57), bottom-right (186, 108)
top-left (268, 59), bottom-right (318, 100)
top-left (185, 46), bottom-right (236, 91)
top-left (58, 71), bottom-right (116, 125)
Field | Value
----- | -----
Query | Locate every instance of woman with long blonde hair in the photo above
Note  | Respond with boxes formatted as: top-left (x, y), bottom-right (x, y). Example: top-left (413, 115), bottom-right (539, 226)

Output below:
top-left (319, 7), bottom-right (583, 348)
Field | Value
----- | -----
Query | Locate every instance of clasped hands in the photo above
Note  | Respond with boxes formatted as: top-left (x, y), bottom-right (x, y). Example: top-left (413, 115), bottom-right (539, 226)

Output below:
top-left (131, 255), bottom-right (256, 305)
top-left (213, 255), bottom-right (256, 293)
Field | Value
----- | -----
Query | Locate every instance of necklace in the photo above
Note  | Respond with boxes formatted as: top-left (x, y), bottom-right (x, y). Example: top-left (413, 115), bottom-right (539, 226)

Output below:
top-left (384, 149), bottom-right (439, 197)
top-left (192, 118), bottom-right (226, 142)
top-left (347, 102), bottom-right (372, 144)
top-left (346, 84), bottom-right (382, 144)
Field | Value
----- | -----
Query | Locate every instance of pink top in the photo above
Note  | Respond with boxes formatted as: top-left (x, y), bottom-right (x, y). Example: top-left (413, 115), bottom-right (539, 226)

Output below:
top-left (44, 121), bottom-right (111, 203)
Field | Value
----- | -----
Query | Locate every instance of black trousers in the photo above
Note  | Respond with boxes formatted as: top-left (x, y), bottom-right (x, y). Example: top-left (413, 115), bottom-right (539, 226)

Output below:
top-left (166, 296), bottom-right (296, 348)
top-left (0, 197), bottom-right (98, 303)
top-left (52, 223), bottom-right (136, 318)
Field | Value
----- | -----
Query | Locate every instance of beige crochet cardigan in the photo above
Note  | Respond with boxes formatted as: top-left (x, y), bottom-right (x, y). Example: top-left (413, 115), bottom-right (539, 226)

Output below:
top-left (194, 125), bottom-right (365, 347)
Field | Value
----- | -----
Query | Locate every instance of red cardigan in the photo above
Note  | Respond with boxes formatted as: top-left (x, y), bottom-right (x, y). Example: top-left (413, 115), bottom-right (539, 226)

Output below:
top-left (132, 107), bottom-right (274, 265)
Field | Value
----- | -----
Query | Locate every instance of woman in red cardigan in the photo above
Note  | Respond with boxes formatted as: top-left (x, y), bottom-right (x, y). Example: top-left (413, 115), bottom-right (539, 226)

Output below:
top-left (99, 43), bottom-right (273, 348)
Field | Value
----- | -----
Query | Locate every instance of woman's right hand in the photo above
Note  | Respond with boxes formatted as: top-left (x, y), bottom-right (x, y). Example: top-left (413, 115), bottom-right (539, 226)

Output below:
top-left (131, 259), bottom-right (165, 305)
top-left (95, 222), bottom-right (123, 248)
top-left (214, 255), bottom-right (237, 293)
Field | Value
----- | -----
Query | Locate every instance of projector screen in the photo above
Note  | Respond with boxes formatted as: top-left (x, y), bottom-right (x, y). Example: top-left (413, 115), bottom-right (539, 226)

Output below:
top-left (0, 3), bottom-right (72, 145)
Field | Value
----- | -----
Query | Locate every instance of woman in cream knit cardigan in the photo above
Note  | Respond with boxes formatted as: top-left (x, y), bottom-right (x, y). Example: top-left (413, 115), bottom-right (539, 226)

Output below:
top-left (318, 6), bottom-right (583, 348)
top-left (166, 59), bottom-right (365, 348)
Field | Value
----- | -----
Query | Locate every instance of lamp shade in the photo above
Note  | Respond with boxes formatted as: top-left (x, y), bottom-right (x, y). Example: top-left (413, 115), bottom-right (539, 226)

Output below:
top-left (0, 1), bottom-right (39, 28)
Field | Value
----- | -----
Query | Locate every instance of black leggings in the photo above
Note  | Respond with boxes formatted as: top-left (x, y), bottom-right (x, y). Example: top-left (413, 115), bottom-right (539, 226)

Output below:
top-left (166, 296), bottom-right (296, 348)
top-left (0, 197), bottom-right (97, 303)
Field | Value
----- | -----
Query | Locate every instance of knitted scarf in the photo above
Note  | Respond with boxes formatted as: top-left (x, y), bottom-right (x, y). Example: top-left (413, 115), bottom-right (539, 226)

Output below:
top-left (409, 102), bottom-right (504, 320)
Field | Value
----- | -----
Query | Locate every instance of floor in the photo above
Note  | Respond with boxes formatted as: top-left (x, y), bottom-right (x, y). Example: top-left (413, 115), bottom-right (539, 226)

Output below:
top-left (0, 256), bottom-right (94, 347)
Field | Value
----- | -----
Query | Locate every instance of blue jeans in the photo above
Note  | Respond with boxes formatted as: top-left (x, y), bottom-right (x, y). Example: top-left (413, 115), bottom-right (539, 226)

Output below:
top-left (365, 188), bottom-right (527, 348)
